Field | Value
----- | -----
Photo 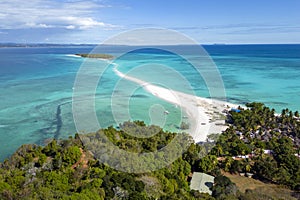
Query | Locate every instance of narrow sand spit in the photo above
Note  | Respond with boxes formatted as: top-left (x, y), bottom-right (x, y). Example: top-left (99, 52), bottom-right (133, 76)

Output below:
top-left (113, 67), bottom-right (239, 143)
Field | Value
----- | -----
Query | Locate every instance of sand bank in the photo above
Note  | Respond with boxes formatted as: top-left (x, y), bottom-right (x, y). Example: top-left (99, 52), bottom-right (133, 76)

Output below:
top-left (113, 66), bottom-right (240, 142)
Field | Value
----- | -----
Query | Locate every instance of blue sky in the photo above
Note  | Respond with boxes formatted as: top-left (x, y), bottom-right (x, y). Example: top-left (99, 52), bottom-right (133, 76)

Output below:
top-left (0, 0), bottom-right (299, 44)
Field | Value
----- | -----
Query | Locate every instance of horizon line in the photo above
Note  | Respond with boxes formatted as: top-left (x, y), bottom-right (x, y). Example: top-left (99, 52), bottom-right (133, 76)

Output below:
top-left (1, 43), bottom-right (300, 46)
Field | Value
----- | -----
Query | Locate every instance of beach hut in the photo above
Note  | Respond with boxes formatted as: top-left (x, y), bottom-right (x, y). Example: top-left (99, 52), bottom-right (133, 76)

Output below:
top-left (190, 172), bottom-right (215, 195)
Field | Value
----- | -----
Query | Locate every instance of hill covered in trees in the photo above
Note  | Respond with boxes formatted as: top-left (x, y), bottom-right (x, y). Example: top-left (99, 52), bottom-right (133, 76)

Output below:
top-left (0, 103), bottom-right (299, 199)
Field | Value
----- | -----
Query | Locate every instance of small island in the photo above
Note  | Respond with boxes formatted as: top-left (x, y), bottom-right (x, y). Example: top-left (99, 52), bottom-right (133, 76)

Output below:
top-left (75, 53), bottom-right (114, 60)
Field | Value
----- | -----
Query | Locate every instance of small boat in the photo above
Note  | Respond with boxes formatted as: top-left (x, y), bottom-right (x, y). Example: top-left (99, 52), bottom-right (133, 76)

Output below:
top-left (164, 110), bottom-right (169, 115)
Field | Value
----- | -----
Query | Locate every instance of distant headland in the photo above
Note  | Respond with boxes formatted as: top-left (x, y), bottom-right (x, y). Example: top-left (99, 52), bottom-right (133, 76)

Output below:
top-left (75, 53), bottom-right (114, 59)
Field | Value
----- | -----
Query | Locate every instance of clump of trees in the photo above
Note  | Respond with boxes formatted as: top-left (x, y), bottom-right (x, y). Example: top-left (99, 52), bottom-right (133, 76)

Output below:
top-left (0, 122), bottom-right (202, 199)
top-left (0, 103), bottom-right (299, 200)
top-left (211, 102), bottom-right (300, 190)
top-left (212, 175), bottom-right (238, 199)
top-left (75, 53), bottom-right (114, 59)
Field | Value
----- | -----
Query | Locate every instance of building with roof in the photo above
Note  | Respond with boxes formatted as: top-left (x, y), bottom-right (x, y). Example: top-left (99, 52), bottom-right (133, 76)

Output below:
top-left (190, 172), bottom-right (215, 195)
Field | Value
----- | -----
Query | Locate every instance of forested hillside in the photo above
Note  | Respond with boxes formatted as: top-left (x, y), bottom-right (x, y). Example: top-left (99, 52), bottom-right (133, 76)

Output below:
top-left (0, 103), bottom-right (299, 199)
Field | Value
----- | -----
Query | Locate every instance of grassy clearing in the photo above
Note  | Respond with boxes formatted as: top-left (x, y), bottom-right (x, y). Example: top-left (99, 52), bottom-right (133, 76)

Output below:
top-left (224, 172), bottom-right (297, 200)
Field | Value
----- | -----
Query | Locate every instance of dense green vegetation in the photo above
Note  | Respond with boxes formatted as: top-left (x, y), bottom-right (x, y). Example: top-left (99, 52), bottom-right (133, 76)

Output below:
top-left (0, 125), bottom-right (202, 200)
top-left (210, 103), bottom-right (300, 190)
top-left (0, 103), bottom-right (299, 199)
top-left (75, 53), bottom-right (114, 59)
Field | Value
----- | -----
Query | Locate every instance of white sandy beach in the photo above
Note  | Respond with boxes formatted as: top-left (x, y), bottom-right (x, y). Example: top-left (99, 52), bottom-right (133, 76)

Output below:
top-left (66, 54), bottom-right (82, 58)
top-left (113, 66), bottom-right (240, 143)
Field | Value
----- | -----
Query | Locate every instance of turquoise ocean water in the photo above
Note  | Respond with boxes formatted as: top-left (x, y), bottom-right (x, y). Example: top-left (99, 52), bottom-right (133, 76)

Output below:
top-left (0, 44), bottom-right (300, 160)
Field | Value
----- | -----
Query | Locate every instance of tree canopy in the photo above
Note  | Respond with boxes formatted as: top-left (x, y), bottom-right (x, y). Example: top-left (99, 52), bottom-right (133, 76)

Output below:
top-left (0, 103), bottom-right (299, 199)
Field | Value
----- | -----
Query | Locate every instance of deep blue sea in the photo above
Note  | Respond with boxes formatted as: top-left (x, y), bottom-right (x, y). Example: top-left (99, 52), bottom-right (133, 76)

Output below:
top-left (0, 44), bottom-right (300, 160)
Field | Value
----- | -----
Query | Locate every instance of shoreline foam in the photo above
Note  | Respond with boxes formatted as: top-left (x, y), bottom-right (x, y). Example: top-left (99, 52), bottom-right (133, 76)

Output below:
top-left (112, 65), bottom-right (241, 143)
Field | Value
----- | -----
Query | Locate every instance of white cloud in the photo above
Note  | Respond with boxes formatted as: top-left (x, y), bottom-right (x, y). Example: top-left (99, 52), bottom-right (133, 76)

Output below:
top-left (66, 25), bottom-right (76, 30)
top-left (58, 16), bottom-right (117, 30)
top-left (25, 23), bottom-right (54, 28)
top-left (0, 0), bottom-right (118, 30)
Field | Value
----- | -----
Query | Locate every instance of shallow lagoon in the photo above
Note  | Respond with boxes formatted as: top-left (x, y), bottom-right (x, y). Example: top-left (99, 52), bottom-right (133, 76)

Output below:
top-left (0, 44), bottom-right (299, 160)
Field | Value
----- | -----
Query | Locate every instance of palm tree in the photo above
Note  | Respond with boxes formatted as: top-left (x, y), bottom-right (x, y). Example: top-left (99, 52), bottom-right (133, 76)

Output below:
top-left (223, 157), bottom-right (234, 172)
top-left (213, 144), bottom-right (223, 156)
top-left (245, 163), bottom-right (251, 173)
top-left (295, 111), bottom-right (299, 118)
top-left (254, 148), bottom-right (265, 159)
top-left (281, 109), bottom-right (287, 117)
top-left (289, 111), bottom-right (294, 118)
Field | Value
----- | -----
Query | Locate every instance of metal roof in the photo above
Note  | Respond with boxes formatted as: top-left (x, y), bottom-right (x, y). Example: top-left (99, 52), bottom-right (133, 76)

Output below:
top-left (190, 172), bottom-right (215, 195)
